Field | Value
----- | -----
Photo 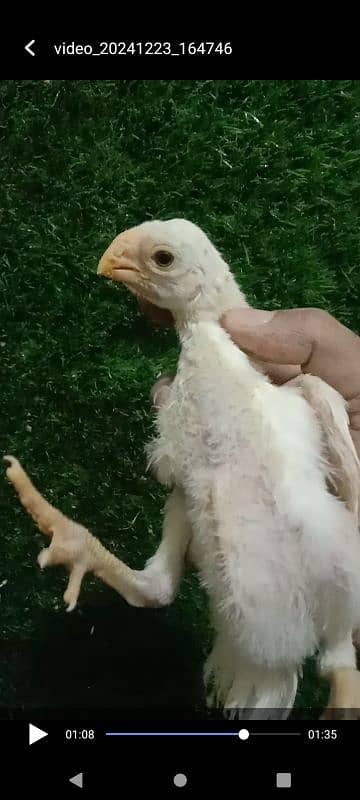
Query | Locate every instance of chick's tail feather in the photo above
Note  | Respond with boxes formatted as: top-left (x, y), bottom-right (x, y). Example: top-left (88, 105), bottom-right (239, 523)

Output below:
top-left (205, 643), bottom-right (298, 720)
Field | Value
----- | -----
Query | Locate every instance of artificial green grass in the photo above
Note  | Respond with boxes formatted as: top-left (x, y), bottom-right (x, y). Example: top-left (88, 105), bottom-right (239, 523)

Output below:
top-left (1, 79), bottom-right (360, 717)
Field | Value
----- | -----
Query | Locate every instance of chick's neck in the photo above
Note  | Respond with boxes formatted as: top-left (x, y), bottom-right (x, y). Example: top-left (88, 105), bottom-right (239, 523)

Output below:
top-left (173, 270), bottom-right (248, 336)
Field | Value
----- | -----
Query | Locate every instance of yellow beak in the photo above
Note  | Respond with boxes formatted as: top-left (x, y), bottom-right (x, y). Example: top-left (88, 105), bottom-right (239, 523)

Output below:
top-left (97, 230), bottom-right (142, 288)
top-left (97, 252), bottom-right (119, 277)
top-left (97, 251), bottom-right (141, 290)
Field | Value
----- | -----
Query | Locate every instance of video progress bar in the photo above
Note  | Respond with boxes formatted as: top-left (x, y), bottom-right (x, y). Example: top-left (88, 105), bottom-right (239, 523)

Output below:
top-left (105, 731), bottom-right (301, 737)
top-left (106, 732), bottom-right (237, 737)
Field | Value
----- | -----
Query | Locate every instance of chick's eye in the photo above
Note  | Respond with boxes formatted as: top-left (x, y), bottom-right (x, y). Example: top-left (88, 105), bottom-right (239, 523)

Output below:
top-left (153, 250), bottom-right (174, 268)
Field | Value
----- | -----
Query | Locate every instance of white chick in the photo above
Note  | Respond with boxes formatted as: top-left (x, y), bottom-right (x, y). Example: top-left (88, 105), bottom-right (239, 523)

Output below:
top-left (97, 219), bottom-right (360, 718)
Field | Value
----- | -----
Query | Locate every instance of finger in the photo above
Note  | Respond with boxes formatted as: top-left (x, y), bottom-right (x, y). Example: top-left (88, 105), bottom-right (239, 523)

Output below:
top-left (222, 307), bottom-right (360, 401)
top-left (150, 373), bottom-right (175, 407)
top-left (222, 308), bottom-right (314, 365)
top-left (63, 564), bottom-right (86, 612)
top-left (348, 396), bottom-right (360, 436)
top-left (348, 388), bottom-right (360, 458)
top-left (258, 362), bottom-right (302, 385)
top-left (350, 428), bottom-right (360, 461)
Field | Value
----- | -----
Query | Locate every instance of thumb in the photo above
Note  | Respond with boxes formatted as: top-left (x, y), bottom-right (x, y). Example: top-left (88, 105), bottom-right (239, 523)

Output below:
top-left (221, 307), bottom-right (314, 366)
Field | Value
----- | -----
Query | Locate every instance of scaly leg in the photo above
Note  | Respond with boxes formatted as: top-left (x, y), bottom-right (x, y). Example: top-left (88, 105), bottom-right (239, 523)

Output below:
top-left (4, 456), bottom-right (192, 612)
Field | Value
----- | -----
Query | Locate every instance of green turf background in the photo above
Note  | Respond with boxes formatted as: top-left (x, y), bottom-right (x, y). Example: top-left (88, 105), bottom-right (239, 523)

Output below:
top-left (1, 80), bottom-right (360, 717)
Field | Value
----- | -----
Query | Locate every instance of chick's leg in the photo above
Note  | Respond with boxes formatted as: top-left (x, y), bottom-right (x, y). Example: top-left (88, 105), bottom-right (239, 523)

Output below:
top-left (5, 456), bottom-right (191, 611)
top-left (318, 632), bottom-right (360, 720)
top-left (320, 668), bottom-right (360, 720)
top-left (138, 486), bottom-right (192, 604)
top-left (94, 486), bottom-right (191, 608)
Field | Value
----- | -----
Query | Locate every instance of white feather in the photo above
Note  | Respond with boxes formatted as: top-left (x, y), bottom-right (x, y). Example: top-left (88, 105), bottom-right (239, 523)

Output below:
top-left (148, 315), bottom-right (360, 716)
top-left (142, 219), bottom-right (360, 716)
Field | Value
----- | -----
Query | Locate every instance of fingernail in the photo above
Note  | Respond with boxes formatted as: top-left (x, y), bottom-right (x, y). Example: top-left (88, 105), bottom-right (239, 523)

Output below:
top-left (222, 308), bottom-right (275, 329)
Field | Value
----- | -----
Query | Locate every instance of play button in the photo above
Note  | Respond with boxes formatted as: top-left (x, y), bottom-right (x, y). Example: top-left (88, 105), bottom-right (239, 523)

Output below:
top-left (29, 723), bottom-right (48, 745)
top-left (69, 773), bottom-right (83, 788)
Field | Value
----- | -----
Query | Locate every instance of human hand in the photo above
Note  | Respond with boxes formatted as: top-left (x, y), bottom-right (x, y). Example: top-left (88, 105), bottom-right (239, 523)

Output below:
top-left (221, 307), bottom-right (360, 458)
top-left (150, 373), bottom-right (175, 408)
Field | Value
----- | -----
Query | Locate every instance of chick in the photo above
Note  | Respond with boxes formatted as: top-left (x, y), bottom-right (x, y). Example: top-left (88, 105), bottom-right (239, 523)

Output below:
top-left (98, 218), bottom-right (360, 718)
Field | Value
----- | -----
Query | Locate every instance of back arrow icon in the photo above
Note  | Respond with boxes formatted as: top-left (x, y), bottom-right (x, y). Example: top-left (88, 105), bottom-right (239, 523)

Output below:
top-left (25, 40), bottom-right (35, 56)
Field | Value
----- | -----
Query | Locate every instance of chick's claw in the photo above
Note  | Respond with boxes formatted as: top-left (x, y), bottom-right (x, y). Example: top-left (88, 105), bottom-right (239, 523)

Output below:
top-left (63, 564), bottom-right (87, 612)
top-left (4, 454), bottom-right (99, 611)
top-left (37, 548), bottom-right (52, 569)
top-left (37, 541), bottom-right (87, 612)
top-left (4, 454), bottom-right (65, 536)
top-left (35, 520), bottom-right (97, 611)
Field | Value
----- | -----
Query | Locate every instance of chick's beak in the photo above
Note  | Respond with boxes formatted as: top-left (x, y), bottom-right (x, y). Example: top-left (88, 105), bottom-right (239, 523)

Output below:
top-left (97, 248), bottom-right (140, 285)
top-left (97, 252), bottom-right (117, 277)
